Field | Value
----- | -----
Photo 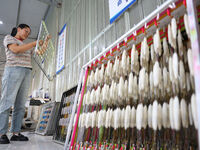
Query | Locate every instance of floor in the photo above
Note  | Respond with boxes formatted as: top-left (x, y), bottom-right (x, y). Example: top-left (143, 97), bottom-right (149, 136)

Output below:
top-left (0, 132), bottom-right (64, 150)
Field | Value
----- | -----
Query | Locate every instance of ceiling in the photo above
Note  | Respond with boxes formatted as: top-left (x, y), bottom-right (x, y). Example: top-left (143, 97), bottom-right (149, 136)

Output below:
top-left (0, 0), bottom-right (53, 39)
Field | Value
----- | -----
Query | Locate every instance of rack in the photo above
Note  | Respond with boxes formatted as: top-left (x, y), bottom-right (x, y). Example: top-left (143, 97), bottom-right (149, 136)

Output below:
top-left (35, 101), bottom-right (60, 135)
top-left (53, 85), bottom-right (79, 144)
top-left (29, 98), bottom-right (50, 106)
top-left (64, 0), bottom-right (200, 149)
top-left (33, 21), bottom-right (56, 81)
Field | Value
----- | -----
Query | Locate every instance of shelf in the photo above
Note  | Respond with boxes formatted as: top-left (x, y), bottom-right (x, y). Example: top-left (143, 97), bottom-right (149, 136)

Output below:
top-left (29, 98), bottom-right (50, 106)
top-left (35, 102), bottom-right (60, 135)
top-left (30, 97), bottom-right (50, 101)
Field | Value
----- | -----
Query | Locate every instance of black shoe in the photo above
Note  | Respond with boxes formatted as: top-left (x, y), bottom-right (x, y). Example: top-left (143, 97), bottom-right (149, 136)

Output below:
top-left (0, 134), bottom-right (10, 144)
top-left (10, 133), bottom-right (29, 141)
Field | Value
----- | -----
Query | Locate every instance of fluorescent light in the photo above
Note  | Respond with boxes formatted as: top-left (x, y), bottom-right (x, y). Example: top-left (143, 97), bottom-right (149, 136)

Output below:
top-left (0, 21), bottom-right (3, 24)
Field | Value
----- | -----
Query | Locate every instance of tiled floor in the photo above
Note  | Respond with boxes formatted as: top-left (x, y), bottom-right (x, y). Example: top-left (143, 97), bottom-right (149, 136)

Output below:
top-left (0, 132), bottom-right (64, 150)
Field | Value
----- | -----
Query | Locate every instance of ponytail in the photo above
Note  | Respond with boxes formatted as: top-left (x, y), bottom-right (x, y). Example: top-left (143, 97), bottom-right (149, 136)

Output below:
top-left (11, 27), bottom-right (17, 37)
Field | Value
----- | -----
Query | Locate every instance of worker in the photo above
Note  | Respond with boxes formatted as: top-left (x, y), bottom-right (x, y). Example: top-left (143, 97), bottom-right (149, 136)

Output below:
top-left (0, 24), bottom-right (48, 144)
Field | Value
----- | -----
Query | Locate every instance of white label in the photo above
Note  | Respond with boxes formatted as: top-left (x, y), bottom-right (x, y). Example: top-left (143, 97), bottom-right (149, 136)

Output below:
top-left (109, 0), bottom-right (137, 24)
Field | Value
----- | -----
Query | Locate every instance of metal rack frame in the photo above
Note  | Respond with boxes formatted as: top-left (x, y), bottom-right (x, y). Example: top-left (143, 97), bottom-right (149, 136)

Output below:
top-left (35, 101), bottom-right (60, 135)
top-left (33, 21), bottom-right (56, 81)
top-left (63, 0), bottom-right (200, 149)
top-left (53, 85), bottom-right (78, 144)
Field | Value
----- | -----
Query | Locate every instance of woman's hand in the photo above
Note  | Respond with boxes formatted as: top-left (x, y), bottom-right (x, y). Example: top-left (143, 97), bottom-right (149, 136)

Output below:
top-left (36, 35), bottom-right (51, 55)
top-left (32, 41), bottom-right (37, 47)
top-left (46, 35), bottom-right (51, 40)
top-left (38, 40), bottom-right (44, 46)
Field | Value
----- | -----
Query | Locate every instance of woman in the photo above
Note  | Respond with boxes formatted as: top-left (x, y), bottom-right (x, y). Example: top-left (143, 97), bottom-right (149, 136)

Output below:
top-left (0, 24), bottom-right (46, 144)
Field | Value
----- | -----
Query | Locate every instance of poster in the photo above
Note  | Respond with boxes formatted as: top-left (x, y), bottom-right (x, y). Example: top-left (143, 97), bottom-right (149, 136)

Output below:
top-left (56, 24), bottom-right (66, 74)
top-left (109, 0), bottom-right (137, 24)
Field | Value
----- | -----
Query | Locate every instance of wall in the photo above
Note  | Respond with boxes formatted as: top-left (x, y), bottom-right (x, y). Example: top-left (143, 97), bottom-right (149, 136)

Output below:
top-left (0, 35), bottom-right (6, 98)
top-left (31, 0), bottom-right (167, 102)
top-left (31, 5), bottom-right (61, 101)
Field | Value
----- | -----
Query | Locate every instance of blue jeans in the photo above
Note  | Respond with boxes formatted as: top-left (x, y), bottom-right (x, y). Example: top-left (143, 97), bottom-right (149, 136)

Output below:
top-left (0, 66), bottom-right (31, 134)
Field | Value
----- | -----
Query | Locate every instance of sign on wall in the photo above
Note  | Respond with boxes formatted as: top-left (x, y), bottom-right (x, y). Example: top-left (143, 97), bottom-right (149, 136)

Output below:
top-left (56, 24), bottom-right (66, 74)
top-left (109, 0), bottom-right (137, 24)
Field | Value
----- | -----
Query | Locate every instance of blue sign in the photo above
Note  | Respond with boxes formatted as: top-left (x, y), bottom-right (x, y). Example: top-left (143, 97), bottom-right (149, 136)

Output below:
top-left (56, 24), bottom-right (67, 74)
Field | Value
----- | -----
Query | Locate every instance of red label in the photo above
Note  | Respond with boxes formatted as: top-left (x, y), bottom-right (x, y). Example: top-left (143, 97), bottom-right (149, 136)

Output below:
top-left (142, 26), bottom-right (145, 33)
top-left (132, 34), bottom-right (136, 41)
top-left (183, 0), bottom-right (186, 8)
top-left (154, 19), bottom-right (158, 27)
top-left (167, 8), bottom-right (171, 17)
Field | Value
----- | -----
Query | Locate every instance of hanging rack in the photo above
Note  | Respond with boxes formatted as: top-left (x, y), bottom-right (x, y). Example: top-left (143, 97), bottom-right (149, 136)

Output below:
top-left (82, 0), bottom-right (185, 70)
top-left (64, 0), bottom-right (200, 149)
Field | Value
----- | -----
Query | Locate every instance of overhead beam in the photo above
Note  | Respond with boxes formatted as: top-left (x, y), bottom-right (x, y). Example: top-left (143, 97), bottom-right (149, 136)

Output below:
top-left (38, 0), bottom-right (62, 8)
top-left (37, 0), bottom-right (52, 5)
top-left (43, 4), bottom-right (51, 21)
top-left (16, 0), bottom-right (21, 26)
top-left (42, 0), bottom-right (62, 21)
top-left (39, 0), bottom-right (54, 21)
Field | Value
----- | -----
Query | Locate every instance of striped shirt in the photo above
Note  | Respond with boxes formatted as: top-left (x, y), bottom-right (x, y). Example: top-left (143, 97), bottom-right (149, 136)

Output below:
top-left (3, 35), bottom-right (32, 68)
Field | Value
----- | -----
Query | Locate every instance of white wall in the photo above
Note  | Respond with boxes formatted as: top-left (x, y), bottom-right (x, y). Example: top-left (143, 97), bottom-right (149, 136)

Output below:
top-left (31, 0), bottom-right (167, 102)
top-left (0, 35), bottom-right (6, 98)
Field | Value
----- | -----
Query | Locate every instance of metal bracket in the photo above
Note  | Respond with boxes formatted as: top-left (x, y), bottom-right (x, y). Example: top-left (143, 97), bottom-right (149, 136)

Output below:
top-left (37, 0), bottom-right (62, 8)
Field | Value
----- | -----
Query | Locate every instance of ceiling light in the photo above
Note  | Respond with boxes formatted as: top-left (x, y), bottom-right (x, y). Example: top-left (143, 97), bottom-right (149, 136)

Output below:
top-left (0, 21), bottom-right (3, 24)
